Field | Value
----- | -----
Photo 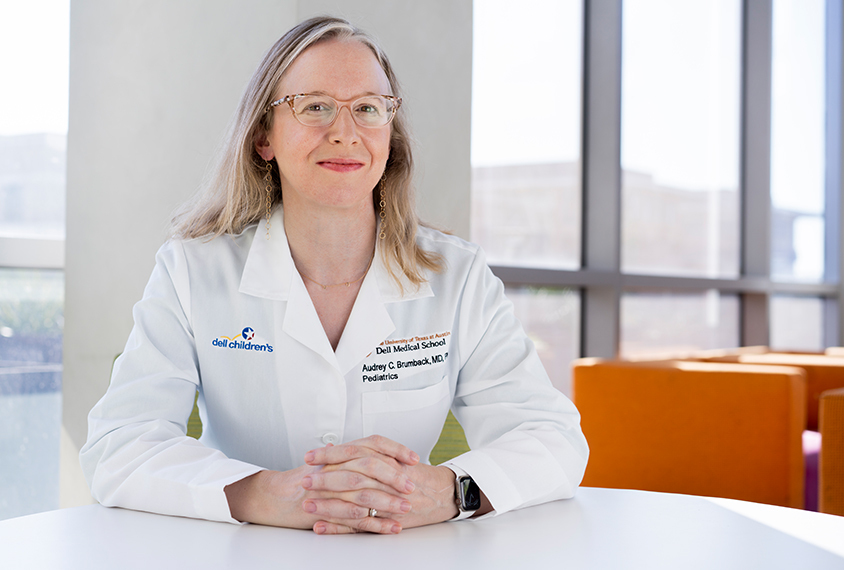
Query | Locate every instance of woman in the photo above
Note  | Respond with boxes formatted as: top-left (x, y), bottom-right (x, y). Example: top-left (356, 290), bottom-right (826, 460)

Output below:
top-left (80, 16), bottom-right (588, 535)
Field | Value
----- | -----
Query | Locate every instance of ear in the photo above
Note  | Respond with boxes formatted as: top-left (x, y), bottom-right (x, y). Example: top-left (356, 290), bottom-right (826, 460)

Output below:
top-left (254, 131), bottom-right (275, 161)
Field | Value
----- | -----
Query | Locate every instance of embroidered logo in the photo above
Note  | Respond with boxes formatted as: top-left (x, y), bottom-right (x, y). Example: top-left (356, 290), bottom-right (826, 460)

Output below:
top-left (212, 327), bottom-right (273, 353)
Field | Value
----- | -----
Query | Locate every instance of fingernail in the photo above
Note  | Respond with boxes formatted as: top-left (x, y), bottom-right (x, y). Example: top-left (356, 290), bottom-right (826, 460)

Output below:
top-left (314, 523), bottom-right (326, 534)
top-left (303, 501), bottom-right (317, 513)
top-left (405, 479), bottom-right (416, 493)
top-left (304, 451), bottom-right (315, 463)
top-left (409, 451), bottom-right (420, 463)
top-left (401, 501), bottom-right (412, 513)
top-left (302, 476), bottom-right (312, 489)
top-left (391, 524), bottom-right (402, 534)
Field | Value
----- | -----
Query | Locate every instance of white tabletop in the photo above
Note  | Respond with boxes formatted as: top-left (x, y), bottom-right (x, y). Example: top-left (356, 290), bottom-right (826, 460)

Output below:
top-left (2, 487), bottom-right (843, 569)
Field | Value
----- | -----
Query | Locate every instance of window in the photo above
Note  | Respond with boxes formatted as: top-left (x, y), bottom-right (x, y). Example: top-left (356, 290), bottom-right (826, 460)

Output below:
top-left (0, 0), bottom-right (69, 520)
top-left (472, 0), bottom-right (842, 372)
top-left (621, 0), bottom-right (741, 279)
top-left (770, 295), bottom-right (826, 352)
top-left (471, 0), bottom-right (583, 269)
top-left (770, 0), bottom-right (827, 282)
top-left (621, 290), bottom-right (740, 358)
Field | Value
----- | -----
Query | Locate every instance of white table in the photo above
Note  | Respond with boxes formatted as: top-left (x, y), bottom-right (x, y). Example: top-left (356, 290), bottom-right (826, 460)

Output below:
top-left (2, 487), bottom-right (843, 569)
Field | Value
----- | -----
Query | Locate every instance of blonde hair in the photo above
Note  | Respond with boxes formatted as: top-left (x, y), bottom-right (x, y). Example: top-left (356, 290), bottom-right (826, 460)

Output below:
top-left (171, 16), bottom-right (442, 289)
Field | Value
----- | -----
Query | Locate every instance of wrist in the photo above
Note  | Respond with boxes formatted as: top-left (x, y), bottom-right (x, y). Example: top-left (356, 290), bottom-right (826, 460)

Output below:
top-left (437, 466), bottom-right (460, 520)
top-left (225, 471), bottom-right (267, 523)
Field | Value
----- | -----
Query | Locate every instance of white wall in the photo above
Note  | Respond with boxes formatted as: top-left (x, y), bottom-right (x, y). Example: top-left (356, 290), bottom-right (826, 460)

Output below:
top-left (63, 0), bottom-right (473, 460)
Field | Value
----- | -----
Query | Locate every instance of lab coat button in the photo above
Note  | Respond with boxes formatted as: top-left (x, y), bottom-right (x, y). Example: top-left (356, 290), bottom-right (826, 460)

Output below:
top-left (322, 433), bottom-right (340, 445)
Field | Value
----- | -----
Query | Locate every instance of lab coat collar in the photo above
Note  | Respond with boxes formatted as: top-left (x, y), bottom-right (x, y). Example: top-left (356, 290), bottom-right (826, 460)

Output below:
top-left (239, 206), bottom-right (434, 374)
top-left (240, 206), bottom-right (433, 303)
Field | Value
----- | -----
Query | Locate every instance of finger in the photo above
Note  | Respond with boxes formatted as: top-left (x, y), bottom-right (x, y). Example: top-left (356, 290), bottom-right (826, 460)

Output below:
top-left (313, 521), bottom-right (355, 535)
top-left (305, 435), bottom-right (419, 467)
top-left (304, 458), bottom-right (416, 495)
top-left (303, 492), bottom-right (412, 520)
top-left (314, 516), bottom-right (402, 535)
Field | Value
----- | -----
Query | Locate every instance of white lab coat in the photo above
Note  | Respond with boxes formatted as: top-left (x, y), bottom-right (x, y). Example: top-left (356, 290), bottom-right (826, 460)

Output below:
top-left (80, 207), bottom-right (588, 524)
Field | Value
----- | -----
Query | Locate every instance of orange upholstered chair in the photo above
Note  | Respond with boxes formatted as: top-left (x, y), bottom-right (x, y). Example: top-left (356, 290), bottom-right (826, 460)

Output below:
top-left (819, 387), bottom-right (844, 516)
top-left (688, 350), bottom-right (844, 516)
top-left (571, 358), bottom-right (807, 509)
top-left (707, 353), bottom-right (844, 432)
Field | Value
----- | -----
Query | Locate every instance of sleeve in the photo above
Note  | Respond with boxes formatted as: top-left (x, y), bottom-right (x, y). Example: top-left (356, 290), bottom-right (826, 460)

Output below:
top-left (79, 240), bottom-right (264, 524)
top-left (441, 247), bottom-right (589, 518)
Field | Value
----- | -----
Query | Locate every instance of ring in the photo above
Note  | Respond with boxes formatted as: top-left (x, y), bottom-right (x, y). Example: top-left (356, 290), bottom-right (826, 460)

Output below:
top-left (368, 508), bottom-right (377, 518)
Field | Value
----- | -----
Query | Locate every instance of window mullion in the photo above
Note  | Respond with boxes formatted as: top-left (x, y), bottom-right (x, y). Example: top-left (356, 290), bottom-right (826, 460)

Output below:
top-left (741, 0), bottom-right (774, 346)
top-left (581, 0), bottom-right (623, 358)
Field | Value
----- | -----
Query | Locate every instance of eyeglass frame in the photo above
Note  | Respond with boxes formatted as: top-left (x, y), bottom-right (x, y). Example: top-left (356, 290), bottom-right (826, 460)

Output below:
top-left (265, 93), bottom-right (402, 128)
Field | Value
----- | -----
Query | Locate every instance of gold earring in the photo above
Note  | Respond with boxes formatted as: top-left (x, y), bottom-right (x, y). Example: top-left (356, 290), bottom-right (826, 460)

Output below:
top-left (379, 173), bottom-right (387, 240)
top-left (264, 161), bottom-right (273, 240)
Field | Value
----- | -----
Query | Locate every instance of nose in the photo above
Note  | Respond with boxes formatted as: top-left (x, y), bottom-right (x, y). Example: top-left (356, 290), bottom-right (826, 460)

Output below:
top-left (328, 104), bottom-right (360, 145)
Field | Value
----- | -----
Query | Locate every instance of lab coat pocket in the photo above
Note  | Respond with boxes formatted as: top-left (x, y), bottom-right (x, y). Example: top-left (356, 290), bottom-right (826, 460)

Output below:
top-left (361, 375), bottom-right (451, 460)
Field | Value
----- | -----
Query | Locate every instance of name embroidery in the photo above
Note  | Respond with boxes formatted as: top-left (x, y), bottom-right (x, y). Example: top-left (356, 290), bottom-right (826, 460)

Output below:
top-left (362, 331), bottom-right (451, 382)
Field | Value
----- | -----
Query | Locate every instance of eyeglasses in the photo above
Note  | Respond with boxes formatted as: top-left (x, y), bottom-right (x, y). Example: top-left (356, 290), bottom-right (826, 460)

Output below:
top-left (266, 93), bottom-right (402, 128)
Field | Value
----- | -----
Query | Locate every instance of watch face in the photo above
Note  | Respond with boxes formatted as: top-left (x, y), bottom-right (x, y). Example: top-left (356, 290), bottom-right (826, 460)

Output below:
top-left (458, 476), bottom-right (482, 511)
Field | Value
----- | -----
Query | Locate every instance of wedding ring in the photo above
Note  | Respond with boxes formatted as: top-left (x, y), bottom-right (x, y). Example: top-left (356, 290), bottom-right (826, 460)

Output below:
top-left (368, 508), bottom-right (377, 518)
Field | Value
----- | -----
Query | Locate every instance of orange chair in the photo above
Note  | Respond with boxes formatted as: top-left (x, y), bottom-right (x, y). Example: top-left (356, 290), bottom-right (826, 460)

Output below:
top-left (705, 353), bottom-right (844, 432)
top-left (572, 358), bottom-right (807, 509)
top-left (819, 387), bottom-right (844, 516)
top-left (690, 350), bottom-right (844, 516)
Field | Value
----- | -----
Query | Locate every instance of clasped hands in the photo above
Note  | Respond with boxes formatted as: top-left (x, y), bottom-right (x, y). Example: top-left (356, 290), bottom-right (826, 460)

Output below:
top-left (225, 434), bottom-right (459, 534)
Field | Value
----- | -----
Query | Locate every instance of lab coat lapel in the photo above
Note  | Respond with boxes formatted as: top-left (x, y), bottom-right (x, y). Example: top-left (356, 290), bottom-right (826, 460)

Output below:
top-left (334, 240), bottom-right (435, 376)
top-left (284, 273), bottom-right (339, 370)
top-left (333, 269), bottom-right (394, 376)
top-left (239, 208), bottom-right (339, 369)
top-left (239, 208), bottom-right (292, 301)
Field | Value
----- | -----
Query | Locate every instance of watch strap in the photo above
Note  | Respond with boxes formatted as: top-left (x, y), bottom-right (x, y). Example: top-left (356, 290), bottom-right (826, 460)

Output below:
top-left (447, 464), bottom-right (477, 521)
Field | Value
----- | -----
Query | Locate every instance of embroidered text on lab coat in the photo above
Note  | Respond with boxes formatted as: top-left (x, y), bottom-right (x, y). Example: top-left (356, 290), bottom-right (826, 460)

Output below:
top-left (361, 331), bottom-right (451, 383)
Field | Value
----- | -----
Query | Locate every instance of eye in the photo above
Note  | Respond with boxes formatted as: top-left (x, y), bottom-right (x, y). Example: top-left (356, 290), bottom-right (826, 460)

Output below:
top-left (295, 96), bottom-right (335, 115)
top-left (356, 104), bottom-right (378, 114)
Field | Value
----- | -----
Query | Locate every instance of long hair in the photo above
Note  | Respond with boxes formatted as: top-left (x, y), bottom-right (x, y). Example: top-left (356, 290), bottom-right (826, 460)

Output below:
top-left (171, 16), bottom-right (442, 289)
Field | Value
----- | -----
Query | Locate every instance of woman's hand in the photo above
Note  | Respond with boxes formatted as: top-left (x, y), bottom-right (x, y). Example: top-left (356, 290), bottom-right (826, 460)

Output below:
top-left (224, 435), bottom-right (424, 534)
top-left (303, 435), bottom-right (461, 534)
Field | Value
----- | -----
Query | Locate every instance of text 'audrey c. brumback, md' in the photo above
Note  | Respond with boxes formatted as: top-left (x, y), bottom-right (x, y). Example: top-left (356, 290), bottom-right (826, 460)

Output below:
top-left (361, 331), bottom-right (451, 383)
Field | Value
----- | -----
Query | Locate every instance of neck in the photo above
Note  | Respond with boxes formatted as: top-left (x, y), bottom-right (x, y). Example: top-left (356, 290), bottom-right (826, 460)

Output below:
top-left (283, 201), bottom-right (377, 286)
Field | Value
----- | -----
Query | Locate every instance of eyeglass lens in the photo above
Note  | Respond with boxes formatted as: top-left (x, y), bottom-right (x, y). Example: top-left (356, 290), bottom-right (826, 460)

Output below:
top-left (291, 95), bottom-right (396, 127)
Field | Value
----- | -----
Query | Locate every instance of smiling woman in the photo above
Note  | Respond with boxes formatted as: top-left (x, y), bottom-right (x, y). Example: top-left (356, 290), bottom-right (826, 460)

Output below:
top-left (79, 15), bottom-right (588, 535)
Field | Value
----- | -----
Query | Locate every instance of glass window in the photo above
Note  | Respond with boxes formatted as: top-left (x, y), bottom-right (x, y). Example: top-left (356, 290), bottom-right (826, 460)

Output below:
top-left (620, 290), bottom-right (740, 358)
top-left (621, 0), bottom-right (741, 278)
top-left (505, 286), bottom-right (580, 397)
top-left (471, 0), bottom-right (583, 269)
top-left (769, 295), bottom-right (825, 352)
top-left (0, 268), bottom-right (64, 520)
top-left (770, 0), bottom-right (826, 282)
top-left (0, 0), bottom-right (68, 520)
top-left (0, 2), bottom-right (69, 240)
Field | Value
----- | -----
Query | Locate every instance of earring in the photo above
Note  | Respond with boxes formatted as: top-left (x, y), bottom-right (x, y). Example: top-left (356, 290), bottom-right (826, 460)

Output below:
top-left (264, 161), bottom-right (273, 240)
top-left (379, 172), bottom-right (387, 240)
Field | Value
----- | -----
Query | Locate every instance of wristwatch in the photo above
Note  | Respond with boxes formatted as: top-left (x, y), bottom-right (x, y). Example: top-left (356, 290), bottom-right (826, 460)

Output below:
top-left (450, 466), bottom-right (481, 520)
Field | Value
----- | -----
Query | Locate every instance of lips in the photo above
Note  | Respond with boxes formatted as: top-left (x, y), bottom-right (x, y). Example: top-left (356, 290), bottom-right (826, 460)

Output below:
top-left (318, 158), bottom-right (365, 172)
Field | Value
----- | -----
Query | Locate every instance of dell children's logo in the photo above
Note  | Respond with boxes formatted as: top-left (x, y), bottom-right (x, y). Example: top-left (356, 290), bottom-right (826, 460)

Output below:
top-left (212, 327), bottom-right (273, 352)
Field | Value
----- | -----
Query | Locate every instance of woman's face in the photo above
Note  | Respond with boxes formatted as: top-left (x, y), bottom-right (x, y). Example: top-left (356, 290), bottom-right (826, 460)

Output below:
top-left (256, 38), bottom-right (393, 217)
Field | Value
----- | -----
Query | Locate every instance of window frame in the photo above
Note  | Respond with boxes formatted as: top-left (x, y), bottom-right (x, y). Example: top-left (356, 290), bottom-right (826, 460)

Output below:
top-left (484, 0), bottom-right (844, 357)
